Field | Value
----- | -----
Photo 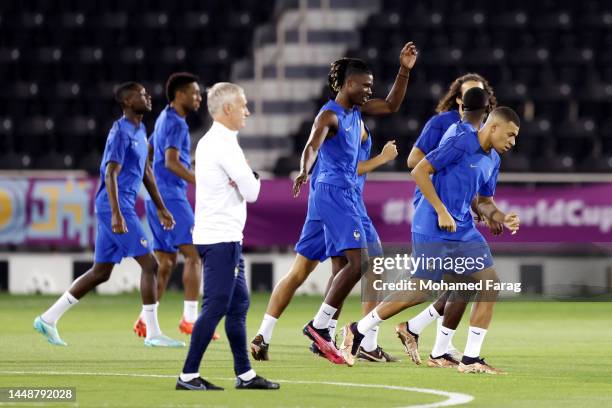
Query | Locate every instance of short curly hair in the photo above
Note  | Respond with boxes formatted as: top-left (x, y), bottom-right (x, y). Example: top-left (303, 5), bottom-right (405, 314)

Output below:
top-left (165, 72), bottom-right (199, 102)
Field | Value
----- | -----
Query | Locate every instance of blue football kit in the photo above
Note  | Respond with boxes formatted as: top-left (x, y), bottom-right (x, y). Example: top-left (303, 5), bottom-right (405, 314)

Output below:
top-left (145, 105), bottom-right (195, 253)
top-left (94, 117), bottom-right (151, 263)
top-left (411, 122), bottom-right (499, 281)
top-left (295, 100), bottom-right (382, 260)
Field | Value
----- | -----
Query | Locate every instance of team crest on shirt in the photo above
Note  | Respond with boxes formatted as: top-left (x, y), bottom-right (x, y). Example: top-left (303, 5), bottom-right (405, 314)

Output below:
top-left (234, 266), bottom-right (239, 276)
top-left (353, 229), bottom-right (361, 241)
top-left (140, 238), bottom-right (148, 247)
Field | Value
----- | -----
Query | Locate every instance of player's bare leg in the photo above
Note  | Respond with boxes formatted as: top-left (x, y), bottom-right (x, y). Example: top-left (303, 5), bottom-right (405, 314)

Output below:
top-left (266, 255), bottom-right (319, 317)
top-left (251, 254), bottom-right (319, 360)
top-left (70, 263), bottom-right (116, 299)
top-left (323, 248), bottom-right (369, 307)
top-left (155, 251), bottom-right (178, 300)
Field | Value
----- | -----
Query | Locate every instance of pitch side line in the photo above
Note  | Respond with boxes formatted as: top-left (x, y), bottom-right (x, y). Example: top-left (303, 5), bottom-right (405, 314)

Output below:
top-left (0, 371), bottom-right (474, 408)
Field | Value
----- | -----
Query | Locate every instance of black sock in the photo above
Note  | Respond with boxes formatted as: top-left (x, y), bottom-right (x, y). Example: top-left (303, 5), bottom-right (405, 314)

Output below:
top-left (461, 355), bottom-right (480, 365)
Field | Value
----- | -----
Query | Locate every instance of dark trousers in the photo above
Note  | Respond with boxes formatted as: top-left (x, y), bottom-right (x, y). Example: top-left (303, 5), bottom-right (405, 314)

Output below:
top-left (182, 242), bottom-right (251, 376)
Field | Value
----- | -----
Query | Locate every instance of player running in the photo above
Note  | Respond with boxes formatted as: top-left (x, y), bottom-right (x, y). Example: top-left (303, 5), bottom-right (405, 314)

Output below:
top-left (132, 72), bottom-right (219, 340)
top-left (34, 82), bottom-right (185, 348)
top-left (341, 104), bottom-right (521, 374)
top-left (251, 135), bottom-right (399, 362)
top-left (404, 74), bottom-right (502, 363)
top-left (291, 42), bottom-right (418, 365)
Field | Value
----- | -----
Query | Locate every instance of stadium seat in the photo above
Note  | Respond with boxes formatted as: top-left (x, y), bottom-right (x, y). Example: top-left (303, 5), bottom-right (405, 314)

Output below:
top-left (1, 0), bottom-right (608, 172)
top-left (0, 150), bottom-right (32, 169)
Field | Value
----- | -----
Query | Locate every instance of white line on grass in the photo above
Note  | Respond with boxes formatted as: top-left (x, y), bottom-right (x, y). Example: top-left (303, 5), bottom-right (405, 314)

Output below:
top-left (0, 371), bottom-right (474, 408)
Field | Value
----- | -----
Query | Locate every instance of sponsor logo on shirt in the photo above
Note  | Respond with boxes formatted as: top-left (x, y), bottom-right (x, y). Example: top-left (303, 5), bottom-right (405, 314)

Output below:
top-left (140, 238), bottom-right (148, 247)
top-left (353, 229), bottom-right (361, 241)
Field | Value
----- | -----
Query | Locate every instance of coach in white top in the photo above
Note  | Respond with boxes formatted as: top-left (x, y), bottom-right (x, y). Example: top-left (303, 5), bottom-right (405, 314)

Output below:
top-left (192, 90), bottom-right (260, 244)
top-left (178, 82), bottom-right (279, 392)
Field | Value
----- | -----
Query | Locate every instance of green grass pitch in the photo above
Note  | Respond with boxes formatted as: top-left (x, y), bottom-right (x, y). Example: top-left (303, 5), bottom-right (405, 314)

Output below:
top-left (1, 292), bottom-right (611, 407)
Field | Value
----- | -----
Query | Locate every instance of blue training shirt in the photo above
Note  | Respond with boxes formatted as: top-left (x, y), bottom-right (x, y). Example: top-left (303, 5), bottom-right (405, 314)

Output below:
top-left (315, 99), bottom-right (362, 189)
top-left (411, 122), bottom-right (500, 240)
top-left (95, 116), bottom-right (148, 213)
top-left (149, 105), bottom-right (191, 200)
top-left (412, 110), bottom-right (461, 207)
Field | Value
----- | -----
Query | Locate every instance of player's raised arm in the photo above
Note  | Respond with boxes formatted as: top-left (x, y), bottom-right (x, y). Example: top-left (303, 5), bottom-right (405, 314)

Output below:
top-left (357, 140), bottom-right (398, 175)
top-left (293, 110), bottom-right (338, 197)
top-left (361, 42), bottom-right (418, 116)
top-left (143, 161), bottom-right (175, 230)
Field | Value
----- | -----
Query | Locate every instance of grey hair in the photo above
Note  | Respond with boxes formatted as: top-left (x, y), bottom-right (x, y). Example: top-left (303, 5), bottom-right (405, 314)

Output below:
top-left (206, 82), bottom-right (245, 116)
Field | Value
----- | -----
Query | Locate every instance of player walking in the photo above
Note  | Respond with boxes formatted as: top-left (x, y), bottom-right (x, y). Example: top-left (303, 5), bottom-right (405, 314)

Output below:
top-left (132, 72), bottom-right (219, 340)
top-left (34, 82), bottom-right (184, 348)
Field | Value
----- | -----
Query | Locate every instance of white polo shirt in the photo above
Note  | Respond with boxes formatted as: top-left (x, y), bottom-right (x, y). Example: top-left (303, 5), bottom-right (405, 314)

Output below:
top-left (192, 121), bottom-right (260, 245)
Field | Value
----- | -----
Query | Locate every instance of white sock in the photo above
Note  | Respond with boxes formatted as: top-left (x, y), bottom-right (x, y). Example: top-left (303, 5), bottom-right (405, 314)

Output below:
top-left (313, 303), bottom-right (337, 330)
top-left (328, 319), bottom-right (338, 339)
top-left (139, 301), bottom-right (159, 320)
top-left (463, 326), bottom-right (488, 358)
top-left (357, 309), bottom-right (383, 335)
top-left (408, 304), bottom-right (440, 335)
top-left (257, 314), bottom-right (278, 343)
top-left (41, 291), bottom-right (78, 325)
top-left (437, 318), bottom-right (458, 352)
top-left (183, 300), bottom-right (198, 323)
top-left (179, 372), bottom-right (200, 382)
top-left (142, 303), bottom-right (162, 339)
top-left (361, 326), bottom-right (379, 352)
top-left (431, 326), bottom-right (456, 358)
top-left (237, 369), bottom-right (256, 381)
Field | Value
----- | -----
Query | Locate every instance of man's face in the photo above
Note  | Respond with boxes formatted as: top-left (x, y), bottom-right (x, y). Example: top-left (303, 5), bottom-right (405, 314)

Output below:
top-left (490, 119), bottom-right (519, 154)
top-left (347, 73), bottom-right (373, 106)
top-left (129, 85), bottom-right (152, 114)
top-left (177, 82), bottom-right (202, 113)
top-left (226, 93), bottom-right (250, 130)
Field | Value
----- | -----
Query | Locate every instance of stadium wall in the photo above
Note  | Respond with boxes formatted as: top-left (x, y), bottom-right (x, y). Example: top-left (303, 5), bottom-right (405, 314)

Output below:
top-left (1, 253), bottom-right (610, 298)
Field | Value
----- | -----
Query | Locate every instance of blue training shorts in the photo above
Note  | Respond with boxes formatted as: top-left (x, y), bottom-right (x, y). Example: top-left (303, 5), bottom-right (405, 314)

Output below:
top-left (295, 218), bottom-right (328, 262)
top-left (145, 198), bottom-right (194, 253)
top-left (94, 209), bottom-right (151, 263)
top-left (315, 183), bottom-right (367, 256)
top-left (410, 231), bottom-right (493, 282)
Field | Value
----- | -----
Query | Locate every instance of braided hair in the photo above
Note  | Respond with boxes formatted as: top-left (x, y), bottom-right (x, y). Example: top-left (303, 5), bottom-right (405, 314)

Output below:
top-left (327, 58), bottom-right (372, 95)
top-left (435, 73), bottom-right (497, 114)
